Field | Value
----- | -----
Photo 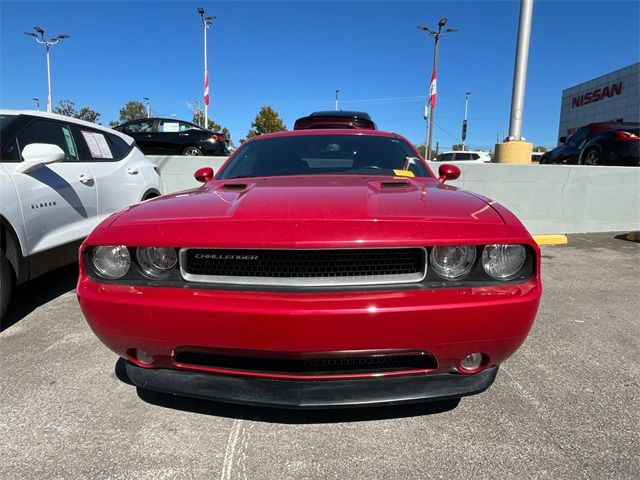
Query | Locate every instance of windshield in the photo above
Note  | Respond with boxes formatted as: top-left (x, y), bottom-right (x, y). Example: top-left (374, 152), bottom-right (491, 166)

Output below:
top-left (218, 134), bottom-right (431, 179)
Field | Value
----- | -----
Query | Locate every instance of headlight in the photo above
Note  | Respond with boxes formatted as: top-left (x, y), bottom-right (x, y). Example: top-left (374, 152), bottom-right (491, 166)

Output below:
top-left (136, 247), bottom-right (178, 278)
top-left (482, 244), bottom-right (527, 280)
top-left (430, 245), bottom-right (476, 280)
top-left (92, 246), bottom-right (131, 279)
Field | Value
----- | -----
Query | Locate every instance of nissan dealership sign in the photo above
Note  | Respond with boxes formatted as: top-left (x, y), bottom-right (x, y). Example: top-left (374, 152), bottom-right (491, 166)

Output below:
top-left (571, 82), bottom-right (622, 108)
top-left (558, 63), bottom-right (639, 142)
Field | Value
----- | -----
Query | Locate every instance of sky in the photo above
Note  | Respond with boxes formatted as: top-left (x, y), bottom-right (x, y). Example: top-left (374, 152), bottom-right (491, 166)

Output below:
top-left (1, 0), bottom-right (639, 149)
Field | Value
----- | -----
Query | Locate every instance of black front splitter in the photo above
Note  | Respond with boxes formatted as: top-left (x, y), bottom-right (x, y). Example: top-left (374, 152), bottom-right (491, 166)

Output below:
top-left (126, 362), bottom-right (498, 409)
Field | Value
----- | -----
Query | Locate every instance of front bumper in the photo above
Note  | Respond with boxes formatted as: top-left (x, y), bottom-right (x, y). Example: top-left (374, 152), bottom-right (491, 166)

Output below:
top-left (78, 275), bottom-right (539, 405)
top-left (126, 361), bottom-right (499, 408)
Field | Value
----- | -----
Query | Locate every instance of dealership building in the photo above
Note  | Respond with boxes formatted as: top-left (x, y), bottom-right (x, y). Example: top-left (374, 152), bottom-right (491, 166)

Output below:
top-left (557, 62), bottom-right (639, 142)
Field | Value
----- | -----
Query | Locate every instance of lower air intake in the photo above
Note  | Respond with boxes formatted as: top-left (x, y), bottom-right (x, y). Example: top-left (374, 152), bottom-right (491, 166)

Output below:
top-left (174, 351), bottom-right (437, 375)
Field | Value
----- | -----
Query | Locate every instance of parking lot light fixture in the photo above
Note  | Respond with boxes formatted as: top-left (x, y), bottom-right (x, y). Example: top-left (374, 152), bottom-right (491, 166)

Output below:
top-left (143, 97), bottom-right (150, 118)
top-left (32, 98), bottom-right (40, 110)
top-left (417, 18), bottom-right (458, 160)
top-left (24, 26), bottom-right (70, 113)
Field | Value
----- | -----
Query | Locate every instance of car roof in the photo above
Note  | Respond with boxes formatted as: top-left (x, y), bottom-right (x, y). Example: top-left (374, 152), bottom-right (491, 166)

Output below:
top-left (0, 109), bottom-right (134, 144)
top-left (116, 117), bottom-right (215, 132)
top-left (439, 150), bottom-right (489, 154)
top-left (246, 129), bottom-right (402, 142)
top-left (308, 111), bottom-right (372, 120)
top-left (121, 117), bottom-right (199, 124)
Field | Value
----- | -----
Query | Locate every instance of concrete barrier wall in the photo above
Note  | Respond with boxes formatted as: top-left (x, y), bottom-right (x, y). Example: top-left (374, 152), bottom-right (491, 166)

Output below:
top-left (426, 161), bottom-right (640, 234)
top-left (148, 156), bottom-right (640, 235)
top-left (148, 155), bottom-right (229, 193)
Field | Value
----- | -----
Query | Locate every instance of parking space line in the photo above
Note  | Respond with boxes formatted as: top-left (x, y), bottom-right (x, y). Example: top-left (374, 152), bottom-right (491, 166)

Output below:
top-left (533, 234), bottom-right (568, 245)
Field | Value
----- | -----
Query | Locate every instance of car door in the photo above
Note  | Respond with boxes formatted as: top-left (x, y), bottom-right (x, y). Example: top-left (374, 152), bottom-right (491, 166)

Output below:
top-left (119, 119), bottom-right (158, 154)
top-left (0, 117), bottom-right (97, 255)
top-left (154, 119), bottom-right (185, 154)
top-left (69, 126), bottom-right (148, 223)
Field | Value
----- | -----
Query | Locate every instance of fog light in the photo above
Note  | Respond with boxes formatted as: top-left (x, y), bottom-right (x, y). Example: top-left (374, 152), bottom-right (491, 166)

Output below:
top-left (134, 348), bottom-right (154, 366)
top-left (459, 352), bottom-right (484, 372)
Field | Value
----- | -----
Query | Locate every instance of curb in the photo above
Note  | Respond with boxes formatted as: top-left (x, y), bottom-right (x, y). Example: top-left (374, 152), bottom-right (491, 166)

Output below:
top-left (627, 231), bottom-right (640, 242)
top-left (533, 234), bottom-right (568, 245)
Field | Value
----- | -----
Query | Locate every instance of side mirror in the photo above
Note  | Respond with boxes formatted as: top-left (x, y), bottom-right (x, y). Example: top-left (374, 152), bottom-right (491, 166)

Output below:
top-left (559, 136), bottom-right (567, 144)
top-left (438, 164), bottom-right (461, 184)
top-left (194, 167), bottom-right (214, 183)
top-left (16, 143), bottom-right (65, 174)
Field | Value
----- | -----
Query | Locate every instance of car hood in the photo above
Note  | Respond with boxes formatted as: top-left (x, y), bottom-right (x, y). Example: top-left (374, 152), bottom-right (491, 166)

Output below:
top-left (113, 175), bottom-right (503, 225)
top-left (87, 175), bottom-right (525, 248)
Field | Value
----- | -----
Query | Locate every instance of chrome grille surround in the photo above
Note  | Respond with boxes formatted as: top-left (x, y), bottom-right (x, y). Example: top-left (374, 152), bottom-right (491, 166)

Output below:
top-left (179, 247), bottom-right (428, 287)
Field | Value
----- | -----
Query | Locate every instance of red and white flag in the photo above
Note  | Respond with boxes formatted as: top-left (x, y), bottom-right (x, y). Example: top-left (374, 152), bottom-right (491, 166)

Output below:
top-left (429, 69), bottom-right (437, 110)
top-left (204, 70), bottom-right (210, 107)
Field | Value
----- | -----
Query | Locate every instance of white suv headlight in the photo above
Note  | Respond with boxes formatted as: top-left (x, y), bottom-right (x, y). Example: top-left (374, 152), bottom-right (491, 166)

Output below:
top-left (92, 246), bottom-right (131, 279)
top-left (481, 245), bottom-right (527, 280)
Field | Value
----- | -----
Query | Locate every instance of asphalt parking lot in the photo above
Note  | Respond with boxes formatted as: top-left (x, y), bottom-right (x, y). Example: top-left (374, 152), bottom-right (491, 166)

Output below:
top-left (1, 232), bottom-right (638, 479)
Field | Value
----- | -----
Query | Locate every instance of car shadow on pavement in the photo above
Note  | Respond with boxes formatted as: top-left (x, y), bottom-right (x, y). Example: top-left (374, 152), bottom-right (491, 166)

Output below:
top-left (1, 263), bottom-right (78, 332)
top-left (114, 359), bottom-right (460, 423)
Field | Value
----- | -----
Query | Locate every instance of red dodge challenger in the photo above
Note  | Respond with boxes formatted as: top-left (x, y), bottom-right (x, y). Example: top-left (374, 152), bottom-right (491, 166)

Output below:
top-left (77, 129), bottom-right (541, 408)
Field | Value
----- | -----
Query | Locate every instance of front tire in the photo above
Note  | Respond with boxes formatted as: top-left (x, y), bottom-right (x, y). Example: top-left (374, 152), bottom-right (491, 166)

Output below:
top-left (583, 148), bottom-right (602, 166)
top-left (182, 146), bottom-right (203, 156)
top-left (0, 252), bottom-right (13, 324)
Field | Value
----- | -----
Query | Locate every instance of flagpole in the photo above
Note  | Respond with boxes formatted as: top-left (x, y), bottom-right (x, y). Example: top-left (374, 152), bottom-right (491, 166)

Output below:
top-left (203, 19), bottom-right (208, 127)
top-left (418, 19), bottom-right (458, 160)
top-left (427, 58), bottom-right (437, 160)
top-left (197, 8), bottom-right (215, 129)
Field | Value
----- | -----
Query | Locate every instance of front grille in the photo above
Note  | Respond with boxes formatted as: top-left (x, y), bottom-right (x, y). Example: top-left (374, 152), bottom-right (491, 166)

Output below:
top-left (180, 248), bottom-right (426, 286)
top-left (174, 351), bottom-right (437, 375)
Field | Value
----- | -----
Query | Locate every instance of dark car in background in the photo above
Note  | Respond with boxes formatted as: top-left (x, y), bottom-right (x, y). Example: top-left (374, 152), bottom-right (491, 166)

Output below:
top-left (540, 122), bottom-right (639, 166)
top-left (294, 111), bottom-right (377, 130)
top-left (114, 118), bottom-right (230, 156)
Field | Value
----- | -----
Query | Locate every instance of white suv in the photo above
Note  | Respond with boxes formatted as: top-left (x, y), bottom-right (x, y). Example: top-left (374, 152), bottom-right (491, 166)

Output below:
top-left (435, 151), bottom-right (492, 163)
top-left (0, 110), bottom-right (162, 321)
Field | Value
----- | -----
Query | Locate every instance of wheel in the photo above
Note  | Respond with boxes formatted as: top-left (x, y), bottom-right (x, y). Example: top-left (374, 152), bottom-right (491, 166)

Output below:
top-left (583, 148), bottom-right (602, 166)
top-left (182, 146), bottom-right (203, 156)
top-left (0, 252), bottom-right (13, 324)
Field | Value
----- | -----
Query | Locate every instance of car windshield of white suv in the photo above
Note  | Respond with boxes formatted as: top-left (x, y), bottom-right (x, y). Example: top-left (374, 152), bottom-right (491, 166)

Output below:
top-left (218, 135), bottom-right (431, 179)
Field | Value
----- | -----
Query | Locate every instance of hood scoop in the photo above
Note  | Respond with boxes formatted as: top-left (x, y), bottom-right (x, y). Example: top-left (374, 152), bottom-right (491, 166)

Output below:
top-left (219, 183), bottom-right (249, 191)
top-left (380, 181), bottom-right (410, 189)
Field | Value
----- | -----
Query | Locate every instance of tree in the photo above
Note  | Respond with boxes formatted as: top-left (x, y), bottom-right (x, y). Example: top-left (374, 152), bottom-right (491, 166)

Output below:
top-left (415, 144), bottom-right (437, 160)
top-left (451, 143), bottom-right (464, 151)
top-left (109, 100), bottom-right (147, 127)
top-left (52, 99), bottom-right (76, 117)
top-left (52, 99), bottom-right (101, 123)
top-left (76, 107), bottom-right (101, 123)
top-left (533, 145), bottom-right (548, 152)
top-left (192, 110), bottom-right (232, 143)
top-left (246, 106), bottom-right (287, 138)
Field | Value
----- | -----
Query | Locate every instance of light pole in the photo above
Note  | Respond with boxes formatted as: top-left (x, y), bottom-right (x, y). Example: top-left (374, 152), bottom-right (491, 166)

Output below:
top-left (32, 98), bottom-right (40, 111)
top-left (197, 7), bottom-right (216, 128)
top-left (417, 19), bottom-right (457, 160)
top-left (335, 89), bottom-right (340, 111)
top-left (461, 91), bottom-right (470, 150)
top-left (143, 97), bottom-right (151, 118)
top-left (24, 27), bottom-right (70, 113)
top-left (507, 0), bottom-right (533, 141)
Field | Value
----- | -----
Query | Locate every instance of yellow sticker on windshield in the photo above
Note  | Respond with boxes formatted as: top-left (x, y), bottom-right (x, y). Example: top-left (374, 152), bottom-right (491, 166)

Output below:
top-left (393, 169), bottom-right (414, 177)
